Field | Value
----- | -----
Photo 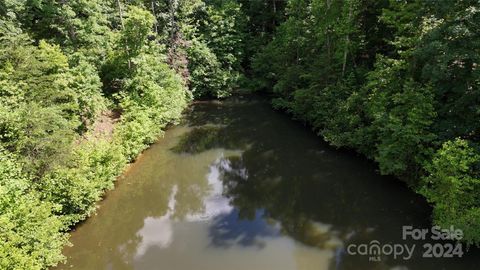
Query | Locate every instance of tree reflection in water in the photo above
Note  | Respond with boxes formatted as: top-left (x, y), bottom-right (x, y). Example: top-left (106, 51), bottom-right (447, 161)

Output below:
top-left (56, 97), bottom-right (480, 270)
top-left (207, 157), bottom-right (281, 248)
top-left (171, 98), bottom-right (458, 270)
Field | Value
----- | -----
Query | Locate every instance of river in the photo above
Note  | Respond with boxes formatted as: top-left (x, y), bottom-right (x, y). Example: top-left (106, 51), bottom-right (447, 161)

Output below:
top-left (55, 96), bottom-right (479, 270)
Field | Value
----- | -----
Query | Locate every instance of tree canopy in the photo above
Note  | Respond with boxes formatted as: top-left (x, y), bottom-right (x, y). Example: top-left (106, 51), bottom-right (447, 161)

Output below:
top-left (248, 0), bottom-right (480, 245)
top-left (0, 0), bottom-right (479, 268)
top-left (0, 0), bottom-right (245, 268)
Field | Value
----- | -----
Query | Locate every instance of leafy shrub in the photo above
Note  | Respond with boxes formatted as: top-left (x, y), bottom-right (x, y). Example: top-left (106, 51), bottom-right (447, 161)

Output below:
top-left (186, 39), bottom-right (231, 98)
top-left (0, 149), bottom-right (67, 270)
top-left (116, 51), bottom-right (188, 160)
top-left (184, 0), bottom-right (245, 98)
top-left (0, 3), bottom-right (193, 270)
top-left (420, 139), bottom-right (480, 245)
top-left (68, 59), bottom-right (107, 131)
top-left (37, 140), bottom-right (126, 226)
top-left (250, 0), bottom-right (480, 243)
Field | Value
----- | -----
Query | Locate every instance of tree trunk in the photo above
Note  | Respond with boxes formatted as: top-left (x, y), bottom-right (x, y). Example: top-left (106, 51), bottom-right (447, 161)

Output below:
top-left (342, 4), bottom-right (354, 77)
top-left (116, 0), bottom-right (124, 29)
top-left (272, 0), bottom-right (276, 28)
top-left (169, 0), bottom-right (178, 48)
top-left (151, 0), bottom-right (158, 34)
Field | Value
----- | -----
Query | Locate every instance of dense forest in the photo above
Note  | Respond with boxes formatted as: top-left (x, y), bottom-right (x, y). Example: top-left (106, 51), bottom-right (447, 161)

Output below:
top-left (0, 0), bottom-right (478, 269)
top-left (248, 0), bottom-right (480, 246)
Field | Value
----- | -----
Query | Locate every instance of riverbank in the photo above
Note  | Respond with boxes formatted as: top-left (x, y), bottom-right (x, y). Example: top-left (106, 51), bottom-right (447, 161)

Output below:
top-left (54, 96), bottom-right (480, 270)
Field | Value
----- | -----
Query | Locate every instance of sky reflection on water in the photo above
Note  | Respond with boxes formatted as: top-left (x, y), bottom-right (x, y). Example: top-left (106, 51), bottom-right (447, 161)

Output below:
top-left (55, 97), bottom-right (480, 270)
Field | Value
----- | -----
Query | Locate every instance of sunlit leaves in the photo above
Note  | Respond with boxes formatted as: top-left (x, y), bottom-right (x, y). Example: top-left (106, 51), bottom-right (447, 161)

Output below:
top-left (420, 139), bottom-right (480, 245)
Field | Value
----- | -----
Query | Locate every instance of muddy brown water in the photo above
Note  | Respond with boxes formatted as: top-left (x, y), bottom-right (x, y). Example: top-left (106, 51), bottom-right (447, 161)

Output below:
top-left (54, 96), bottom-right (479, 270)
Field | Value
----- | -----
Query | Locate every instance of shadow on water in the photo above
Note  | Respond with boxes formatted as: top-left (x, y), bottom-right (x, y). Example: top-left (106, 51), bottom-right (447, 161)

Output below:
top-left (55, 95), bottom-right (480, 270)
top-left (171, 125), bottom-right (249, 154)
top-left (174, 96), bottom-right (480, 270)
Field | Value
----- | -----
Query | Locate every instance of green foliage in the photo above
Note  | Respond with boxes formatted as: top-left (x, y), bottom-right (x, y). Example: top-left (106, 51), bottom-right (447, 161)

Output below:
top-left (120, 6), bottom-right (156, 60)
top-left (414, 1), bottom-right (480, 141)
top-left (0, 40), bottom-right (108, 176)
top-left (111, 6), bottom-right (189, 159)
top-left (0, 103), bottom-right (76, 176)
top-left (68, 59), bottom-right (107, 131)
top-left (199, 0), bottom-right (245, 71)
top-left (6, 41), bottom-right (78, 117)
top-left (250, 0), bottom-right (480, 243)
top-left (364, 58), bottom-right (437, 178)
top-left (0, 2), bottom-right (192, 269)
top-left (38, 140), bottom-right (126, 225)
top-left (116, 53), bottom-right (188, 159)
top-left (61, 0), bottom-right (114, 63)
top-left (13, 0), bottom-right (114, 63)
top-left (0, 148), bottom-right (67, 270)
top-left (186, 39), bottom-right (231, 98)
top-left (420, 139), bottom-right (480, 245)
top-left (1, 0), bottom-right (478, 266)
top-left (183, 0), bottom-right (245, 98)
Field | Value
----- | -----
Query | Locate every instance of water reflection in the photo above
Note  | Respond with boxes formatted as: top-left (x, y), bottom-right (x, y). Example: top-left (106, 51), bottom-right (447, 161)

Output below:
top-left (135, 185), bottom-right (177, 257)
top-left (55, 97), bottom-right (480, 270)
top-left (209, 209), bottom-right (282, 248)
top-left (132, 153), bottom-right (240, 262)
top-left (186, 157), bottom-right (235, 221)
